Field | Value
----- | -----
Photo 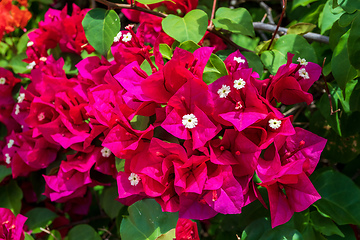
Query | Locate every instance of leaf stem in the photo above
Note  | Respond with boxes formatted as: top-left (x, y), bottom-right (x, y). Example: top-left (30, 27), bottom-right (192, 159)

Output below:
top-left (209, 0), bottom-right (218, 28)
top-left (321, 57), bottom-right (340, 115)
top-left (267, 0), bottom-right (287, 50)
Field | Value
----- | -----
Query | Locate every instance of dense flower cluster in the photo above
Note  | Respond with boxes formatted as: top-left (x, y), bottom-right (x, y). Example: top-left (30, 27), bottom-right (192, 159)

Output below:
top-left (0, 2), bottom-right (326, 230)
top-left (0, 208), bottom-right (27, 240)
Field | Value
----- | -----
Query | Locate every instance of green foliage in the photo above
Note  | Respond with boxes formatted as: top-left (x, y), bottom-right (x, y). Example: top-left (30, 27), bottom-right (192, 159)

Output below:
top-left (312, 170), bottom-right (360, 225)
top-left (82, 9), bottom-right (120, 56)
top-left (120, 199), bottom-right (178, 240)
top-left (25, 208), bottom-right (58, 233)
top-left (67, 224), bottom-right (102, 240)
top-left (213, 7), bottom-right (255, 37)
top-left (162, 9), bottom-right (208, 43)
top-left (0, 165), bottom-right (12, 183)
top-left (100, 186), bottom-right (124, 219)
top-left (0, 180), bottom-right (23, 215)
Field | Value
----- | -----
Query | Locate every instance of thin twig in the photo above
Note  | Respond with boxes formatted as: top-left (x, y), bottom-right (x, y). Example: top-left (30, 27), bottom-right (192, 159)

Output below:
top-left (321, 57), bottom-right (340, 115)
top-left (253, 22), bottom-right (329, 44)
top-left (267, 0), bottom-right (287, 50)
top-left (259, 1), bottom-right (275, 24)
top-left (209, 0), bottom-right (218, 27)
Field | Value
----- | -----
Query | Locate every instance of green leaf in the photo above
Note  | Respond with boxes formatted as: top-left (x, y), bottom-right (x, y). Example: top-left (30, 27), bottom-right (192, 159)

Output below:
top-left (24, 233), bottom-right (35, 240)
top-left (130, 115), bottom-right (150, 131)
top-left (159, 44), bottom-right (173, 60)
top-left (120, 199), bottom-right (178, 240)
top-left (348, 14), bottom-right (360, 70)
top-left (25, 208), bottom-right (58, 233)
top-left (349, 79), bottom-right (360, 111)
top-left (241, 218), bottom-right (271, 240)
top-left (310, 211), bottom-right (344, 237)
top-left (47, 230), bottom-right (62, 240)
top-left (213, 7), bottom-right (255, 37)
top-left (259, 225), bottom-right (304, 240)
top-left (242, 51), bottom-right (264, 76)
top-left (332, 30), bottom-right (357, 89)
top-left (162, 9), bottom-right (208, 43)
top-left (301, 225), bottom-right (327, 240)
top-left (317, 90), bottom-right (341, 136)
top-left (337, 0), bottom-right (360, 13)
top-left (319, 0), bottom-right (345, 34)
top-left (68, 224), bottom-right (101, 240)
top-left (329, 20), bottom-right (350, 51)
top-left (0, 180), bottom-right (23, 214)
top-left (155, 229), bottom-right (175, 240)
top-left (0, 165), bottom-right (11, 183)
top-left (231, 34), bottom-right (260, 51)
top-left (100, 186), bottom-right (123, 219)
top-left (291, 0), bottom-right (319, 10)
top-left (178, 40), bottom-right (200, 53)
top-left (261, 34), bottom-right (317, 75)
top-left (338, 11), bottom-right (360, 27)
top-left (287, 23), bottom-right (317, 35)
top-left (9, 53), bottom-right (29, 74)
top-left (82, 9), bottom-right (120, 56)
top-left (203, 53), bottom-right (228, 84)
top-left (327, 225), bottom-right (357, 240)
top-left (115, 157), bottom-right (125, 172)
top-left (311, 169), bottom-right (360, 225)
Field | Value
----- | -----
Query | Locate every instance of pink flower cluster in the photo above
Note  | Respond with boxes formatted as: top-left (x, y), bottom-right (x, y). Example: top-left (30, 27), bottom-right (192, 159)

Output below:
top-left (0, 3), bottom-right (326, 229)
top-left (0, 208), bottom-right (27, 240)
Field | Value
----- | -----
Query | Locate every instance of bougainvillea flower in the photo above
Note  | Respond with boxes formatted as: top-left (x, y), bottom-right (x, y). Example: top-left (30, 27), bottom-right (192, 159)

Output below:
top-left (175, 218), bottom-right (200, 240)
top-left (209, 68), bottom-right (268, 130)
top-left (266, 53), bottom-right (322, 105)
top-left (278, 127), bottom-right (327, 175)
top-left (199, 32), bottom-right (227, 53)
top-left (257, 144), bottom-right (321, 227)
top-left (0, 208), bottom-right (27, 240)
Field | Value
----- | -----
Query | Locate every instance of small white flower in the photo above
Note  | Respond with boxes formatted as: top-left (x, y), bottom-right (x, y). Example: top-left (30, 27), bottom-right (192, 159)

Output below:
top-left (40, 57), bottom-right (47, 62)
top-left (234, 56), bottom-right (245, 64)
top-left (114, 31), bottom-right (122, 42)
top-left (27, 41), bottom-right (34, 47)
top-left (235, 101), bottom-right (243, 110)
top-left (38, 112), bottom-right (45, 121)
top-left (101, 147), bottom-right (111, 158)
top-left (0, 77), bottom-right (6, 85)
top-left (298, 68), bottom-right (309, 79)
top-left (5, 153), bottom-right (11, 164)
top-left (297, 57), bottom-right (308, 66)
top-left (122, 32), bottom-right (132, 42)
top-left (7, 139), bottom-right (14, 149)
top-left (128, 173), bottom-right (140, 186)
top-left (217, 85), bottom-right (231, 98)
top-left (182, 113), bottom-right (198, 129)
top-left (17, 93), bottom-right (25, 103)
top-left (233, 78), bottom-right (246, 90)
top-left (269, 119), bottom-right (282, 129)
top-left (15, 104), bottom-right (20, 115)
top-left (26, 61), bottom-right (36, 70)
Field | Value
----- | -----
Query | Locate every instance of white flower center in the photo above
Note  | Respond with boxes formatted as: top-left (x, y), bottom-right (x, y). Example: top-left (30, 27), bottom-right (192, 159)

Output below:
top-left (182, 113), bottom-right (198, 129)
top-left (298, 68), bottom-right (309, 79)
top-left (38, 112), bottom-right (45, 121)
top-left (234, 56), bottom-right (245, 64)
top-left (40, 57), bottom-right (47, 62)
top-left (217, 85), bottom-right (231, 98)
top-left (233, 78), bottom-right (246, 90)
top-left (27, 41), bottom-right (34, 47)
top-left (5, 153), bottom-right (11, 164)
top-left (101, 147), bottom-right (111, 158)
top-left (26, 61), bottom-right (36, 70)
top-left (122, 32), bottom-right (132, 42)
top-left (15, 104), bottom-right (20, 115)
top-left (269, 119), bottom-right (282, 129)
top-left (7, 139), bottom-right (14, 149)
top-left (17, 93), bottom-right (25, 103)
top-left (114, 31), bottom-right (122, 42)
top-left (0, 77), bottom-right (6, 85)
top-left (128, 173), bottom-right (140, 186)
top-left (297, 57), bottom-right (308, 66)
top-left (235, 101), bottom-right (243, 110)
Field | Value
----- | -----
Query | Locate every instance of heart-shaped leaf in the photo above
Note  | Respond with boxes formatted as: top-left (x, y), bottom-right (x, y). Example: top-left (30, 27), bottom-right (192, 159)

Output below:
top-left (82, 8), bottom-right (120, 56)
top-left (162, 9), bottom-right (208, 43)
top-left (120, 199), bottom-right (178, 240)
